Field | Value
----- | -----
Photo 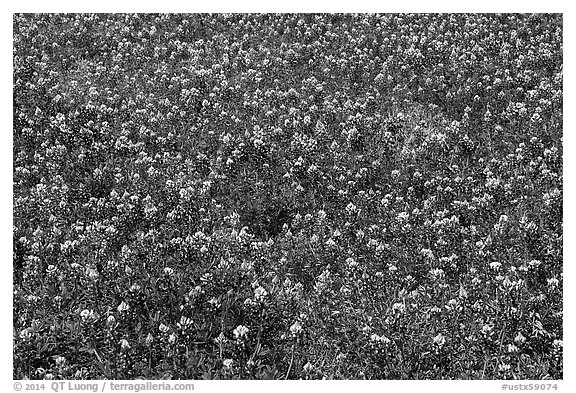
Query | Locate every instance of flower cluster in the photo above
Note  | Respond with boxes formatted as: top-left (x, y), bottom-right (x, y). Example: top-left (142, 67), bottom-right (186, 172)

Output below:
top-left (14, 13), bottom-right (562, 380)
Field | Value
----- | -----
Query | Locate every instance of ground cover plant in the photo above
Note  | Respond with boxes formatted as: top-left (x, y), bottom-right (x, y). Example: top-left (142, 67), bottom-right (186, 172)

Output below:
top-left (13, 13), bottom-right (562, 380)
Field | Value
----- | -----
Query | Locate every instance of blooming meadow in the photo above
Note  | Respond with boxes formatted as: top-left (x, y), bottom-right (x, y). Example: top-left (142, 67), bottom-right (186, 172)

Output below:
top-left (13, 14), bottom-right (562, 380)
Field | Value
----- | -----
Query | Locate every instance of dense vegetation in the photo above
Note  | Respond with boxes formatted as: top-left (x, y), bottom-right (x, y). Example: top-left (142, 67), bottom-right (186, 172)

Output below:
top-left (13, 14), bottom-right (562, 380)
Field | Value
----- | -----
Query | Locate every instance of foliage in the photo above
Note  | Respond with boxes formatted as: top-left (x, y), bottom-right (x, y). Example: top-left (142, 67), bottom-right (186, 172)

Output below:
top-left (13, 13), bottom-right (562, 380)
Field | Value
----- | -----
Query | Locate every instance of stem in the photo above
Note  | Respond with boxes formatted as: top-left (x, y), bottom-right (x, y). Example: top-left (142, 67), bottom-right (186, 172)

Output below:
top-left (285, 344), bottom-right (295, 380)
